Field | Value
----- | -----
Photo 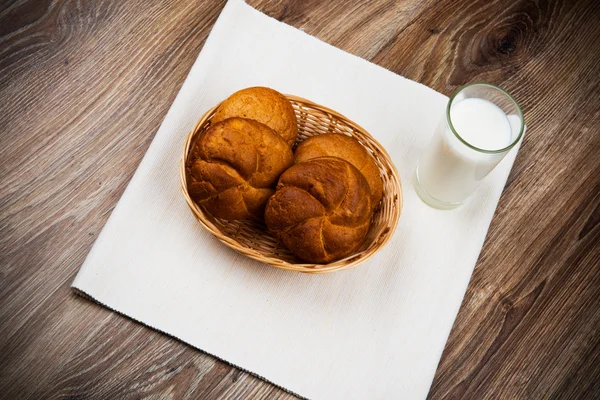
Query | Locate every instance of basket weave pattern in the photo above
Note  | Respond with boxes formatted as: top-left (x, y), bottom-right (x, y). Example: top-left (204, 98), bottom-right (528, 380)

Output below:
top-left (180, 95), bottom-right (402, 273)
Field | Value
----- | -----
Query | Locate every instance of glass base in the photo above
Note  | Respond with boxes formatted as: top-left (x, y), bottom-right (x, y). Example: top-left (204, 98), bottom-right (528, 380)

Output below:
top-left (413, 170), bottom-right (464, 210)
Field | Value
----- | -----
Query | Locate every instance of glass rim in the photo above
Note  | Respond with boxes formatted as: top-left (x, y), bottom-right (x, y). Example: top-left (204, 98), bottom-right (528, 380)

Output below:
top-left (446, 82), bottom-right (524, 154)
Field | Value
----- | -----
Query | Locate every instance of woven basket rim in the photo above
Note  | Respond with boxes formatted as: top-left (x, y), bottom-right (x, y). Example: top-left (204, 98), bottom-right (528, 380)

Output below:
top-left (180, 94), bottom-right (403, 273)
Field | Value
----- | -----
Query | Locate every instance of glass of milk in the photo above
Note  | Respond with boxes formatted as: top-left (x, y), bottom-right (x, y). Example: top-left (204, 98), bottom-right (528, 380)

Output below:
top-left (414, 83), bottom-right (524, 209)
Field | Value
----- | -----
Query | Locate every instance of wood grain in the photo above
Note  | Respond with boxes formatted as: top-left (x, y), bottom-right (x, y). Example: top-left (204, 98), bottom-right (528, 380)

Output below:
top-left (1, 0), bottom-right (599, 399)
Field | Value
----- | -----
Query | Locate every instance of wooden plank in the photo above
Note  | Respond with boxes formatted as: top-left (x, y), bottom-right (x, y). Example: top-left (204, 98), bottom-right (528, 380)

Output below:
top-left (0, 0), bottom-right (599, 398)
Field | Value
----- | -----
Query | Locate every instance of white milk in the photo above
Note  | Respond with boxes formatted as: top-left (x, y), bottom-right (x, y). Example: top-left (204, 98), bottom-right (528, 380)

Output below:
top-left (450, 98), bottom-right (512, 150)
top-left (416, 98), bottom-right (513, 206)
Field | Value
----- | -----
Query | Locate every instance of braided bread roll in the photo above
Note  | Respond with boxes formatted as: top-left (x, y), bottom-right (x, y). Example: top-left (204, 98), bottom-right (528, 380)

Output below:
top-left (265, 157), bottom-right (372, 263)
top-left (186, 118), bottom-right (293, 220)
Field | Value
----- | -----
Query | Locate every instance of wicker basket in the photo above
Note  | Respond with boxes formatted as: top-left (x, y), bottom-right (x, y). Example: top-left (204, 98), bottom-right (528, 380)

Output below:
top-left (180, 95), bottom-right (402, 273)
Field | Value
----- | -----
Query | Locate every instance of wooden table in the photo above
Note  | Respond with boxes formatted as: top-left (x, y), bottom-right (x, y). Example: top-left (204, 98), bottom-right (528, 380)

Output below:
top-left (1, 0), bottom-right (599, 398)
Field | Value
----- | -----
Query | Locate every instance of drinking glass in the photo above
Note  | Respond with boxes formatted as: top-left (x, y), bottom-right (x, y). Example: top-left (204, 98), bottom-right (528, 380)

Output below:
top-left (414, 83), bottom-right (524, 209)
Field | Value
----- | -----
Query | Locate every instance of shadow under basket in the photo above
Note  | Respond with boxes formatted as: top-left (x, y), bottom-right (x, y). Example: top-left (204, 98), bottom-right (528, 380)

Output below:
top-left (180, 95), bottom-right (402, 273)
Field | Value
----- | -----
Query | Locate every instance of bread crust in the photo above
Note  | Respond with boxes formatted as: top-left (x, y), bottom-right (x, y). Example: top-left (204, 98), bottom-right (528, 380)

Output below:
top-left (212, 87), bottom-right (298, 146)
top-left (265, 157), bottom-right (372, 263)
top-left (294, 133), bottom-right (383, 210)
top-left (187, 118), bottom-right (293, 220)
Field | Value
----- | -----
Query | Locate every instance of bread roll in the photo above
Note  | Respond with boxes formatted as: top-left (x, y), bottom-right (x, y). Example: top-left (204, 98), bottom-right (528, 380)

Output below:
top-left (212, 87), bottom-right (298, 146)
top-left (265, 157), bottom-right (372, 263)
top-left (294, 133), bottom-right (383, 209)
top-left (186, 118), bottom-right (293, 220)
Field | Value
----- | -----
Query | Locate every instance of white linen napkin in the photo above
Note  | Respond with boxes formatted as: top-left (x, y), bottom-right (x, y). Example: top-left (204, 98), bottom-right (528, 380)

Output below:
top-left (72, 1), bottom-right (521, 398)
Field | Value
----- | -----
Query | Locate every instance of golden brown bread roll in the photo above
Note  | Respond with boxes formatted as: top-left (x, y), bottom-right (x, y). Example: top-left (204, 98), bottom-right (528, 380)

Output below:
top-left (265, 157), bottom-right (372, 263)
top-left (186, 118), bottom-right (293, 220)
top-left (212, 87), bottom-right (298, 146)
top-left (294, 133), bottom-right (383, 210)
